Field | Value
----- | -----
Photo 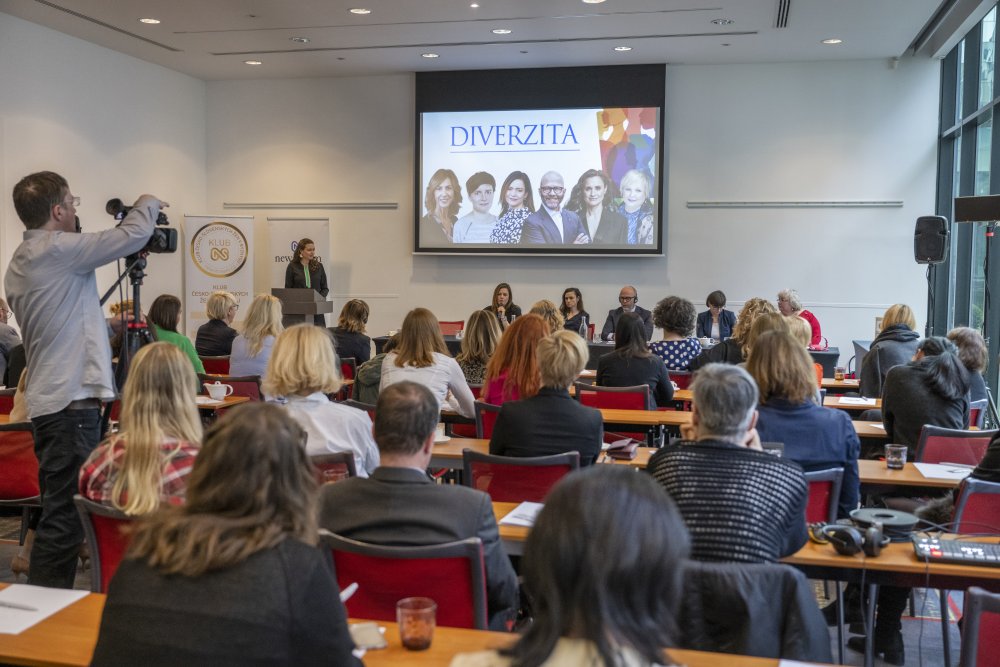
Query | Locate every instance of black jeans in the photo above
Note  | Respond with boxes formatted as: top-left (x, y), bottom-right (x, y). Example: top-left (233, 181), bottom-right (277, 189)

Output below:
top-left (29, 407), bottom-right (101, 588)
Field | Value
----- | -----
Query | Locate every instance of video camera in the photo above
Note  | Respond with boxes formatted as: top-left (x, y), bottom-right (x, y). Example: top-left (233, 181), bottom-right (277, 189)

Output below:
top-left (105, 198), bottom-right (178, 254)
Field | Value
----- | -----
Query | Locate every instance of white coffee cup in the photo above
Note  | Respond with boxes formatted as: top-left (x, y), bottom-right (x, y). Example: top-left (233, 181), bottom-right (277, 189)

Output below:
top-left (205, 381), bottom-right (234, 401)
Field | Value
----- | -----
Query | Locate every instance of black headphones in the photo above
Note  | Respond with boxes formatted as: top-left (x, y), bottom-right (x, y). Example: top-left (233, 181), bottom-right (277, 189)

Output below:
top-left (822, 523), bottom-right (890, 558)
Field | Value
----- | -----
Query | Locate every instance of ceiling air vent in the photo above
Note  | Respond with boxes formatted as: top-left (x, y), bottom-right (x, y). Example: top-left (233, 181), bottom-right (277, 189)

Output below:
top-left (774, 0), bottom-right (791, 28)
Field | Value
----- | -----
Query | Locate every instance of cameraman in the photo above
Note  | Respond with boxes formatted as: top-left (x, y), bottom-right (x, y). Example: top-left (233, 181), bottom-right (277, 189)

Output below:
top-left (5, 171), bottom-right (166, 589)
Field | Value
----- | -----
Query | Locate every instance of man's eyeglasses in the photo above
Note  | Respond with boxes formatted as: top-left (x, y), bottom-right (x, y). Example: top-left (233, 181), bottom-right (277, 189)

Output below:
top-left (61, 196), bottom-right (80, 208)
top-left (540, 187), bottom-right (565, 194)
top-left (619, 296), bottom-right (637, 302)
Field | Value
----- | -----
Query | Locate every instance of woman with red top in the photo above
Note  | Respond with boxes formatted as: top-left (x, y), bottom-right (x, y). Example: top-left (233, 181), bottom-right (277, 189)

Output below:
top-left (777, 288), bottom-right (824, 349)
top-left (79, 342), bottom-right (202, 514)
top-left (481, 313), bottom-right (550, 405)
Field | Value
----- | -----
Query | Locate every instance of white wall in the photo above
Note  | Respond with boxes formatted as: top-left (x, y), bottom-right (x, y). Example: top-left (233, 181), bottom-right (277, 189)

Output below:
top-left (206, 57), bottom-right (939, 361)
top-left (0, 11), bottom-right (206, 326)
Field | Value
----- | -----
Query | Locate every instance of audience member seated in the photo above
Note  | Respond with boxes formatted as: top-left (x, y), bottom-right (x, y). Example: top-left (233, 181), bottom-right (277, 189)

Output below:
top-left (559, 286), bottom-right (590, 335)
top-left (265, 325), bottom-right (379, 476)
top-left (600, 285), bottom-right (653, 341)
top-left (748, 331), bottom-right (859, 519)
top-left (319, 381), bottom-right (518, 630)
top-left (483, 282), bottom-right (521, 331)
top-left (882, 336), bottom-right (970, 456)
top-left (354, 334), bottom-right (397, 405)
top-left (481, 313), bottom-right (548, 405)
top-left (91, 404), bottom-right (360, 666)
top-left (451, 466), bottom-right (690, 666)
top-left (529, 299), bottom-right (565, 334)
top-left (0, 297), bottom-right (22, 383)
top-left (148, 294), bottom-right (205, 374)
top-left (456, 310), bottom-right (501, 384)
top-left (777, 288), bottom-right (824, 349)
top-left (859, 303), bottom-right (920, 398)
top-left (650, 296), bottom-right (702, 371)
top-left (596, 313), bottom-right (673, 408)
top-left (194, 290), bottom-right (238, 357)
top-left (948, 326), bottom-right (988, 403)
top-left (380, 307), bottom-right (476, 417)
top-left (490, 331), bottom-right (603, 465)
top-left (785, 315), bottom-right (823, 386)
top-left (229, 294), bottom-right (283, 378)
top-left (79, 343), bottom-right (202, 513)
top-left (331, 299), bottom-right (371, 364)
top-left (646, 364), bottom-right (808, 563)
top-left (689, 297), bottom-right (776, 371)
top-left (696, 289), bottom-right (737, 341)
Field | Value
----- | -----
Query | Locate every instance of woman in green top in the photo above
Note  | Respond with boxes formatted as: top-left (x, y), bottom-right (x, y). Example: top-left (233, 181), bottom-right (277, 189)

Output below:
top-left (148, 295), bottom-right (205, 374)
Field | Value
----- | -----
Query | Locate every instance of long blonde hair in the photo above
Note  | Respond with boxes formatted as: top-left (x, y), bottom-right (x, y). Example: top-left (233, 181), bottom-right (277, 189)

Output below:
top-left (731, 297), bottom-right (777, 359)
top-left (263, 324), bottom-right (342, 397)
top-left (241, 294), bottom-right (283, 357)
top-left (112, 343), bottom-right (202, 515)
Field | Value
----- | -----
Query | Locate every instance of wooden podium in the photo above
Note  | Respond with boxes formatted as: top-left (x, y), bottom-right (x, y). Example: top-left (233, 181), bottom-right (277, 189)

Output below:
top-left (272, 288), bottom-right (333, 327)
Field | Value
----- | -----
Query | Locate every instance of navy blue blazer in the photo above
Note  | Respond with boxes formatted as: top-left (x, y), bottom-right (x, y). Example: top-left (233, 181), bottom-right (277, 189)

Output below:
top-left (520, 207), bottom-right (588, 244)
top-left (696, 309), bottom-right (736, 340)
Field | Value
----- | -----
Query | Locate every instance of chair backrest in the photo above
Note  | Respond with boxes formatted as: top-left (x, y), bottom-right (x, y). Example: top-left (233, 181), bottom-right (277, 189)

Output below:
top-left (311, 452), bottom-right (357, 484)
top-left (960, 586), bottom-right (1000, 667)
top-left (970, 398), bottom-right (988, 429)
top-left (439, 321), bottom-right (465, 336)
top-left (340, 357), bottom-right (357, 381)
top-left (197, 373), bottom-right (262, 401)
top-left (475, 401), bottom-right (502, 439)
top-left (802, 467), bottom-right (844, 524)
top-left (914, 425), bottom-right (998, 465)
top-left (462, 449), bottom-right (579, 502)
top-left (0, 388), bottom-right (15, 415)
top-left (0, 423), bottom-right (40, 502)
top-left (73, 495), bottom-right (135, 594)
top-left (449, 386), bottom-right (483, 438)
top-left (671, 371), bottom-right (693, 390)
top-left (341, 399), bottom-right (376, 422)
top-left (573, 382), bottom-right (651, 410)
top-left (952, 477), bottom-right (1000, 534)
top-left (321, 532), bottom-right (488, 629)
top-left (199, 355), bottom-right (230, 375)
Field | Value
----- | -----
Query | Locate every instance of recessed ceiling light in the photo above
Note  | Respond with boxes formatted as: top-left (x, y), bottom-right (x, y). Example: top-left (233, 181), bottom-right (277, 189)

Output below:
top-left (822, 38), bottom-right (843, 45)
top-left (422, 53), bottom-right (439, 58)
top-left (138, 18), bottom-right (160, 24)
top-left (492, 28), bottom-right (512, 35)
top-left (290, 36), bottom-right (310, 44)
top-left (470, 2), bottom-right (480, 6)
top-left (614, 46), bottom-right (632, 52)
top-left (711, 18), bottom-right (734, 25)
top-left (349, 8), bottom-right (371, 15)
top-left (244, 60), bottom-right (262, 66)
top-left (582, 0), bottom-right (606, 3)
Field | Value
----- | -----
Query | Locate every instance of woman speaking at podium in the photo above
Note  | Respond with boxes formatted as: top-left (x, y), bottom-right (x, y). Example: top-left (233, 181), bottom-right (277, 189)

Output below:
top-left (284, 237), bottom-right (329, 325)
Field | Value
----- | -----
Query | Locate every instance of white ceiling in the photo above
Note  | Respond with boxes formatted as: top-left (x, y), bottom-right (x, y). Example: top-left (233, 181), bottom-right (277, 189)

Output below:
top-left (0, 0), bottom-right (948, 80)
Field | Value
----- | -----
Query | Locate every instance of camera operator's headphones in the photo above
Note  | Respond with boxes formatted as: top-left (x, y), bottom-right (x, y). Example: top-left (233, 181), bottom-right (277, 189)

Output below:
top-left (822, 523), bottom-right (890, 558)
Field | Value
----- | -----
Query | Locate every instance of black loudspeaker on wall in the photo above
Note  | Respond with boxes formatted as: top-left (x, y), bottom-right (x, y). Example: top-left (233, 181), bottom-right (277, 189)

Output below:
top-left (914, 216), bottom-right (949, 265)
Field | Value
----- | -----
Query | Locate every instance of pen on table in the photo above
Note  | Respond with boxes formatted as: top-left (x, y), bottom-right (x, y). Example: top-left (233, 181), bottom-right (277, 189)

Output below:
top-left (339, 582), bottom-right (359, 603)
top-left (940, 462), bottom-right (975, 469)
top-left (0, 601), bottom-right (38, 612)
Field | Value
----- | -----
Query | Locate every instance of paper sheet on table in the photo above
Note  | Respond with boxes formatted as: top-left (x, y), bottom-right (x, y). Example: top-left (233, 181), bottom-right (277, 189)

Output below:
top-left (914, 462), bottom-right (974, 481)
top-left (194, 396), bottom-right (222, 405)
top-left (836, 397), bottom-right (877, 405)
top-left (499, 501), bottom-right (544, 528)
top-left (0, 585), bottom-right (88, 634)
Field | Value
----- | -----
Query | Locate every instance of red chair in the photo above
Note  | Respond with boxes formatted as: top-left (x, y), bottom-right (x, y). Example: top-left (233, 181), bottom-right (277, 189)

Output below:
top-left (0, 388), bottom-right (15, 415)
top-left (321, 532), bottom-right (488, 629)
top-left (335, 358), bottom-right (357, 401)
top-left (953, 477), bottom-right (1000, 534)
top-left (199, 356), bottom-right (230, 375)
top-left (914, 425), bottom-right (997, 466)
top-left (573, 382), bottom-right (653, 444)
top-left (969, 398), bottom-right (988, 429)
top-left (803, 467), bottom-right (844, 524)
top-left (671, 371), bottom-right (693, 390)
top-left (197, 373), bottom-right (262, 402)
top-left (0, 423), bottom-right (40, 544)
top-left (74, 495), bottom-right (135, 593)
top-left (462, 449), bottom-right (579, 502)
top-left (959, 586), bottom-right (1000, 667)
top-left (449, 385), bottom-right (482, 438)
top-left (474, 401), bottom-right (501, 439)
top-left (310, 452), bottom-right (357, 484)
top-left (439, 321), bottom-right (465, 336)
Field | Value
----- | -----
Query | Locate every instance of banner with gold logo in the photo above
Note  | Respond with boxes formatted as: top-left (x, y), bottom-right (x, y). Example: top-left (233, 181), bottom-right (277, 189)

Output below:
top-left (182, 215), bottom-right (254, 339)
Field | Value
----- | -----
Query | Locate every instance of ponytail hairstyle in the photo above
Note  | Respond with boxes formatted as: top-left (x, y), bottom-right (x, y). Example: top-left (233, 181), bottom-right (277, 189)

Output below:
top-left (915, 336), bottom-right (970, 401)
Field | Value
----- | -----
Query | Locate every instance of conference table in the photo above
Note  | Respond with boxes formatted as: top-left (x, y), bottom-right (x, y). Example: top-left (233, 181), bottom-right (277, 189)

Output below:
top-left (671, 390), bottom-right (881, 413)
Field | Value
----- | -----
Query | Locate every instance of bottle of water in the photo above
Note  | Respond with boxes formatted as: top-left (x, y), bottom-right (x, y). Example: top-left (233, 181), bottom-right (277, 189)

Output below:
top-left (579, 315), bottom-right (588, 340)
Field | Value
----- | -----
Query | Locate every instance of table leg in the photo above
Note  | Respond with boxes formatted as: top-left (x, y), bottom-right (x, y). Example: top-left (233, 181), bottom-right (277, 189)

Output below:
top-left (836, 589), bottom-right (844, 664)
top-left (940, 589), bottom-right (951, 667)
top-left (864, 583), bottom-right (878, 667)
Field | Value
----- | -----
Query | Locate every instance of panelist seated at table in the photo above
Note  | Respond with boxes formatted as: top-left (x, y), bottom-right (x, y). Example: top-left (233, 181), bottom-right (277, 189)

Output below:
top-left (91, 404), bottom-right (361, 666)
top-left (646, 364), bottom-right (808, 564)
top-left (748, 331), bottom-right (860, 519)
top-left (600, 285), bottom-right (653, 342)
top-left (490, 331), bottom-right (603, 465)
top-left (596, 313), bottom-right (673, 409)
top-left (688, 297), bottom-right (776, 371)
top-left (452, 466), bottom-right (691, 667)
top-left (319, 381), bottom-right (519, 631)
top-left (695, 290), bottom-right (737, 341)
top-left (777, 288), bottom-right (824, 349)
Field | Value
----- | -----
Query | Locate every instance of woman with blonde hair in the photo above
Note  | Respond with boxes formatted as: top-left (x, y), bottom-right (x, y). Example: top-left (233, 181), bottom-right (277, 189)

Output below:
top-left (265, 324), bottom-right (378, 476)
top-left (380, 308), bottom-right (476, 417)
top-left (859, 303), bottom-right (920, 398)
top-left (79, 342), bottom-right (202, 515)
top-left (617, 169), bottom-right (655, 245)
top-left (229, 294), bottom-right (283, 377)
top-left (689, 297), bottom-right (777, 370)
top-left (194, 291), bottom-right (238, 357)
top-left (331, 299), bottom-right (371, 364)
top-left (529, 299), bottom-right (565, 334)
top-left (456, 310), bottom-right (501, 384)
top-left (482, 313), bottom-right (549, 405)
top-left (91, 404), bottom-right (360, 665)
top-left (786, 315), bottom-right (824, 387)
